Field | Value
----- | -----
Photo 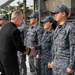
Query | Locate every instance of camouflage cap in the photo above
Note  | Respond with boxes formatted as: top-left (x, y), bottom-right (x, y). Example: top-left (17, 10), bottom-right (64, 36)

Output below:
top-left (0, 15), bottom-right (7, 20)
top-left (28, 12), bottom-right (39, 18)
top-left (51, 5), bottom-right (69, 14)
top-left (41, 16), bottom-right (55, 23)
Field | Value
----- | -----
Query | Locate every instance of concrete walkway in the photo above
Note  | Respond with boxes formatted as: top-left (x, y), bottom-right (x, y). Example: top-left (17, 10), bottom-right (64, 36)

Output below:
top-left (26, 55), bottom-right (32, 75)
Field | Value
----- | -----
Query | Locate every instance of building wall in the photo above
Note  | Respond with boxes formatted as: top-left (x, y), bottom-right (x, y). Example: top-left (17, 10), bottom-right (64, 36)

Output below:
top-left (40, 0), bottom-right (72, 17)
top-left (45, 0), bottom-right (71, 11)
top-left (34, 0), bottom-right (75, 12)
top-left (34, 0), bottom-right (75, 21)
top-left (71, 0), bottom-right (75, 8)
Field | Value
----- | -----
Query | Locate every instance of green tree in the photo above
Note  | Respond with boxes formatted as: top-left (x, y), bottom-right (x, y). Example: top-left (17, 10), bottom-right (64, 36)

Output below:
top-left (0, 1), bottom-right (33, 21)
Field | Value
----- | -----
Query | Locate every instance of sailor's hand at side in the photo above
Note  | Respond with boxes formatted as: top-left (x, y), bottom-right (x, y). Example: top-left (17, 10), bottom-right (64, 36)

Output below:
top-left (30, 47), bottom-right (35, 52)
top-left (66, 68), bottom-right (74, 73)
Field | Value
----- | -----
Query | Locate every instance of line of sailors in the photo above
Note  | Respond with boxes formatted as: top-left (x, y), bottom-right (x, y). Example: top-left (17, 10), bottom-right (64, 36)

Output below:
top-left (0, 4), bottom-right (75, 75)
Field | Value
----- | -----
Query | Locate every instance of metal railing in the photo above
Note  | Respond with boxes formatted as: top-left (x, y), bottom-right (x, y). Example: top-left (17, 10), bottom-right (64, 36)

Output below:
top-left (0, 0), bottom-right (14, 9)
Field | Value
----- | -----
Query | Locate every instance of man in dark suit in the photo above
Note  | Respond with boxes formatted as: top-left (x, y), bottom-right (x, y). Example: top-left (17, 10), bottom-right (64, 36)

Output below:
top-left (0, 11), bottom-right (26, 75)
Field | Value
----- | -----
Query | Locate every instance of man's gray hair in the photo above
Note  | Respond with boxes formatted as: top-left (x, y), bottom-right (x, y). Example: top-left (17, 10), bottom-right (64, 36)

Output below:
top-left (11, 11), bottom-right (22, 20)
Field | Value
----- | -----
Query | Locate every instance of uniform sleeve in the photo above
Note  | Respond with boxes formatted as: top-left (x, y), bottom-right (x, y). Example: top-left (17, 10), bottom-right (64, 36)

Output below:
top-left (49, 34), bottom-right (54, 62)
top-left (68, 28), bottom-right (75, 69)
top-left (36, 27), bottom-right (44, 55)
top-left (12, 29), bottom-right (26, 52)
top-left (24, 25), bottom-right (29, 46)
top-left (35, 45), bottom-right (41, 50)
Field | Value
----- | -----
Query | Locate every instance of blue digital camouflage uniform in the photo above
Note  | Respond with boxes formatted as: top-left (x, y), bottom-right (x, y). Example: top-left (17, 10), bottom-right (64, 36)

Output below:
top-left (0, 15), bottom-right (7, 75)
top-left (26, 24), bottom-right (44, 75)
top-left (52, 21), bottom-right (75, 75)
top-left (35, 29), bottom-right (54, 75)
top-left (17, 24), bottom-right (28, 75)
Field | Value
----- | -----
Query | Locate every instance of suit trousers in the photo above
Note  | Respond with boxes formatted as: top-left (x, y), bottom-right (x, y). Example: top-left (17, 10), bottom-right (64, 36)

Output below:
top-left (2, 65), bottom-right (19, 75)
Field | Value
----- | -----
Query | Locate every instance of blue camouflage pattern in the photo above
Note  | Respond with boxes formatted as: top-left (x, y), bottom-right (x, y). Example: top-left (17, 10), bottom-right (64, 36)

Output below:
top-left (17, 24), bottom-right (28, 75)
top-left (52, 21), bottom-right (75, 75)
top-left (40, 29), bottom-right (54, 75)
top-left (40, 29), bottom-right (54, 64)
top-left (26, 24), bottom-right (44, 55)
top-left (26, 24), bottom-right (44, 75)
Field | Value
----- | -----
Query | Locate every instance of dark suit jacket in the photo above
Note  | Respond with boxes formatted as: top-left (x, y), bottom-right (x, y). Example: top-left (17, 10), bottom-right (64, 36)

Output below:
top-left (0, 22), bottom-right (25, 67)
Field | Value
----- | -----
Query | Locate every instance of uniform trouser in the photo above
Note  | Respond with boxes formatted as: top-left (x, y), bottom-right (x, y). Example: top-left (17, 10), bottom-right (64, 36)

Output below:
top-left (53, 67), bottom-right (74, 75)
top-left (17, 52), bottom-right (27, 75)
top-left (19, 62), bottom-right (27, 75)
top-left (36, 59), bottom-right (41, 75)
top-left (41, 63), bottom-right (52, 75)
top-left (53, 59), bottom-right (74, 75)
top-left (29, 54), bottom-right (41, 75)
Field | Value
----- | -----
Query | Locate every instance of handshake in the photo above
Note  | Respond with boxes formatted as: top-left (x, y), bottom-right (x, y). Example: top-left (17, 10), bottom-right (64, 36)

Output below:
top-left (24, 47), bottom-right (35, 55)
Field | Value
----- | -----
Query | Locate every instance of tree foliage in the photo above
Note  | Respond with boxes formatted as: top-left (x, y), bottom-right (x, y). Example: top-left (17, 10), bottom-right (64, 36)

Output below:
top-left (0, 1), bottom-right (33, 20)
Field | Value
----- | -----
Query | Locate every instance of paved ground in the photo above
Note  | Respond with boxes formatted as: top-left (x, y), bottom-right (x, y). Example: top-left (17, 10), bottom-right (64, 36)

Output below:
top-left (26, 55), bottom-right (32, 75)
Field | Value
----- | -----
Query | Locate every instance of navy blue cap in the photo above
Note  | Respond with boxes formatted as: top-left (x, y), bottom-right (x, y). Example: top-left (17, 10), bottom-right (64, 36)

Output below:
top-left (41, 16), bottom-right (55, 23)
top-left (51, 5), bottom-right (69, 14)
top-left (28, 12), bottom-right (38, 18)
top-left (0, 15), bottom-right (7, 20)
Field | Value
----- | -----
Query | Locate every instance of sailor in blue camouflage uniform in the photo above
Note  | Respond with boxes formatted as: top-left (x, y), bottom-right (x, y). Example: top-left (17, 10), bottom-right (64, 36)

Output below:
top-left (50, 5), bottom-right (75, 75)
top-left (0, 14), bottom-right (7, 30)
top-left (32, 16), bottom-right (56, 75)
top-left (26, 12), bottom-right (44, 75)
top-left (0, 14), bottom-right (7, 75)
top-left (17, 23), bottom-right (28, 75)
